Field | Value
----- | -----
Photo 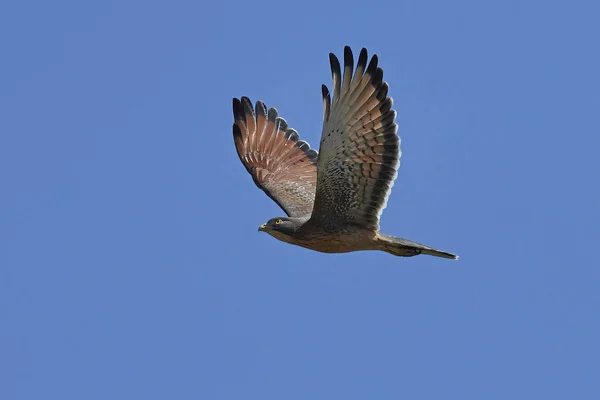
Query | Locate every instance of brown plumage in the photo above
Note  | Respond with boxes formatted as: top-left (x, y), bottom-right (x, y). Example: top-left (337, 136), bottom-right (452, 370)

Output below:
top-left (233, 98), bottom-right (318, 217)
top-left (232, 46), bottom-right (458, 260)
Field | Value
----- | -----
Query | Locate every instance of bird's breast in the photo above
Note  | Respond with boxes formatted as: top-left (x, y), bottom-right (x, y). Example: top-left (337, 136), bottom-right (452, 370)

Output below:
top-left (270, 223), bottom-right (378, 254)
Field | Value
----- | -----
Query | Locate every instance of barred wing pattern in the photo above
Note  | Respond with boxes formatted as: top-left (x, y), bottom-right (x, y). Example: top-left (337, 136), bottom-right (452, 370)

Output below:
top-left (311, 47), bottom-right (400, 231)
top-left (233, 97), bottom-right (319, 217)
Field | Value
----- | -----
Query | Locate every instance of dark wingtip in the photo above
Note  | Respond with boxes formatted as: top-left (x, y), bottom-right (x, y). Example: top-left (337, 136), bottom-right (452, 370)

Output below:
top-left (378, 95), bottom-right (393, 114)
top-left (255, 100), bottom-right (267, 119)
top-left (267, 107), bottom-right (278, 123)
top-left (295, 140), bottom-right (318, 165)
top-left (276, 117), bottom-right (288, 132)
top-left (357, 48), bottom-right (368, 71)
top-left (285, 128), bottom-right (299, 142)
top-left (372, 67), bottom-right (384, 87)
top-left (233, 97), bottom-right (245, 121)
top-left (329, 53), bottom-right (341, 77)
top-left (322, 84), bottom-right (332, 122)
top-left (366, 54), bottom-right (379, 76)
top-left (343, 46), bottom-right (354, 77)
top-left (344, 46), bottom-right (353, 64)
top-left (305, 149), bottom-right (319, 164)
top-left (321, 84), bottom-right (330, 99)
top-left (241, 96), bottom-right (254, 118)
top-left (296, 141), bottom-right (311, 153)
top-left (376, 82), bottom-right (389, 101)
top-left (382, 139), bottom-right (399, 153)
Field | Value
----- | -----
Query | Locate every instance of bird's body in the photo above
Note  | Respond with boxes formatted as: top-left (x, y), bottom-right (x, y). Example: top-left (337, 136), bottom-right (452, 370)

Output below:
top-left (233, 46), bottom-right (458, 260)
top-left (264, 217), bottom-right (378, 254)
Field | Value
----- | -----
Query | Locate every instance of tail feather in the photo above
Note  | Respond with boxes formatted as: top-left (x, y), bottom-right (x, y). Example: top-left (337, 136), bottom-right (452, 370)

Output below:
top-left (376, 233), bottom-right (458, 260)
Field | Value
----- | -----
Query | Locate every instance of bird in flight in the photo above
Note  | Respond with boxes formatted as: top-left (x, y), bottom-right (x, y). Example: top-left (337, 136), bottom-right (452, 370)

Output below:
top-left (232, 46), bottom-right (458, 259)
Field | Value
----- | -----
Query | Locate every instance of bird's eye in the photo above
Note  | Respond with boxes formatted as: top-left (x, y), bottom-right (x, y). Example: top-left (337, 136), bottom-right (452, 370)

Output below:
top-left (275, 219), bottom-right (282, 225)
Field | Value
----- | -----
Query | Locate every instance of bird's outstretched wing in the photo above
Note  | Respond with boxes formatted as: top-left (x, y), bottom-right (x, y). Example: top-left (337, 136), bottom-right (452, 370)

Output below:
top-left (311, 47), bottom-right (400, 231)
top-left (233, 97), bottom-right (318, 218)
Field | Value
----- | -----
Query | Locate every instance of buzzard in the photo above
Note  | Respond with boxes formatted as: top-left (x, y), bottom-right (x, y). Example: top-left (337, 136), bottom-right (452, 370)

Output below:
top-left (232, 46), bottom-right (457, 259)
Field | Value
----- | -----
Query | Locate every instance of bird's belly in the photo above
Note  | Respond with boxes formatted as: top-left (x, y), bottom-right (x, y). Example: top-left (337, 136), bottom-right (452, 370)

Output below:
top-left (288, 229), bottom-right (378, 254)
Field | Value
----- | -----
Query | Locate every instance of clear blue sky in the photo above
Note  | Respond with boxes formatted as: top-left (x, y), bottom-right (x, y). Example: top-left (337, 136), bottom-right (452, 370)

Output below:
top-left (2, 0), bottom-right (599, 399)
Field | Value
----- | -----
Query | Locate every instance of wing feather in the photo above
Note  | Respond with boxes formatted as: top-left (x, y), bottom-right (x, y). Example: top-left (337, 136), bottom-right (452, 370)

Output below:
top-left (233, 97), bottom-right (318, 217)
top-left (311, 47), bottom-right (400, 231)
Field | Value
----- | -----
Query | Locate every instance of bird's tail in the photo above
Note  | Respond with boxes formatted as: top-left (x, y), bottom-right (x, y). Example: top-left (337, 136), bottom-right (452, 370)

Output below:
top-left (376, 233), bottom-right (458, 260)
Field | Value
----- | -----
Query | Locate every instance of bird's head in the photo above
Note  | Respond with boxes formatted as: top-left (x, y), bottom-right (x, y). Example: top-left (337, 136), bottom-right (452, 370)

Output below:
top-left (258, 217), bottom-right (303, 242)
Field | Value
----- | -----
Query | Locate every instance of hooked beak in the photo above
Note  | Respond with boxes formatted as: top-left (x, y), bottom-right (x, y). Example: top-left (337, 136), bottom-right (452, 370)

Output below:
top-left (258, 224), bottom-right (267, 232)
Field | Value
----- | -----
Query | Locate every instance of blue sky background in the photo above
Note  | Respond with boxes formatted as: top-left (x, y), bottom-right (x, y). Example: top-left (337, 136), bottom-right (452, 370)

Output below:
top-left (2, 0), bottom-right (599, 399)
